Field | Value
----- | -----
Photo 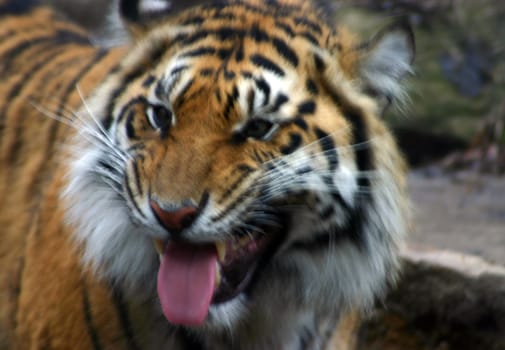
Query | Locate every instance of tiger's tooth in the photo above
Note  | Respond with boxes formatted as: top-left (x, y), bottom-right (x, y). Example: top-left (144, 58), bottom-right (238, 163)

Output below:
top-left (215, 241), bottom-right (226, 262)
top-left (215, 262), bottom-right (221, 287)
top-left (154, 239), bottom-right (164, 256)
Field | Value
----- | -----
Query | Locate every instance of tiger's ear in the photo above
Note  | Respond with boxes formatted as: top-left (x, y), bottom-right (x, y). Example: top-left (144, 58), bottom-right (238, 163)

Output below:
top-left (356, 22), bottom-right (415, 107)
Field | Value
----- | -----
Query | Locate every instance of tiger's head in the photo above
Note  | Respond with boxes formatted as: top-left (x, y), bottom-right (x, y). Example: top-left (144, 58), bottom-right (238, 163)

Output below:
top-left (64, 0), bottom-right (413, 336)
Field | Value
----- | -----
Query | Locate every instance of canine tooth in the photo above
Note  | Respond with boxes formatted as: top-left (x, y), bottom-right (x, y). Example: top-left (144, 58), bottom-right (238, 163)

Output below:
top-left (215, 262), bottom-right (221, 287)
top-left (154, 239), bottom-right (164, 256)
top-left (215, 241), bottom-right (226, 262)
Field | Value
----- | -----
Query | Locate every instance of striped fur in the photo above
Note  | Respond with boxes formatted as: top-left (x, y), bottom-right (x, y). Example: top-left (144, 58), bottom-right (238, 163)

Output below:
top-left (0, 1), bottom-right (413, 349)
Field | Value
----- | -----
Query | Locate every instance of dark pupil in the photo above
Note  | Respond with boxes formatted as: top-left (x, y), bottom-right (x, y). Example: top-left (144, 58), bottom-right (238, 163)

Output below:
top-left (152, 105), bottom-right (172, 129)
top-left (245, 119), bottom-right (273, 139)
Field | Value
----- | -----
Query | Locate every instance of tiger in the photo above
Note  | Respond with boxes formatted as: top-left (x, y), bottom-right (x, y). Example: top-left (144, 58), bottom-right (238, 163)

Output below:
top-left (0, 0), bottom-right (414, 349)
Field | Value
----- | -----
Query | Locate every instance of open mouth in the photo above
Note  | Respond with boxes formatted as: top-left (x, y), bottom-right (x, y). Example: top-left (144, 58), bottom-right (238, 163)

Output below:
top-left (153, 218), bottom-right (287, 327)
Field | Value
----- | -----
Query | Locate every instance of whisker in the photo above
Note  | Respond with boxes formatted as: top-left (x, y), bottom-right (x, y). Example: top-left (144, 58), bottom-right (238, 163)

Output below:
top-left (76, 84), bottom-right (120, 149)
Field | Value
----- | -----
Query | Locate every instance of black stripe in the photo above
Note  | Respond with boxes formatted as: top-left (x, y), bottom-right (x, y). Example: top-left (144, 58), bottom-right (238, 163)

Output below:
top-left (217, 165), bottom-right (254, 204)
top-left (182, 16), bottom-right (205, 25)
top-left (294, 16), bottom-right (322, 35)
top-left (331, 189), bottom-right (351, 213)
top-left (319, 156), bottom-right (367, 248)
top-left (254, 77), bottom-right (270, 106)
top-left (313, 53), bottom-right (325, 71)
top-left (155, 80), bottom-right (166, 100)
top-left (180, 30), bottom-right (209, 46)
top-left (272, 37), bottom-right (299, 67)
top-left (181, 27), bottom-right (247, 46)
top-left (314, 127), bottom-right (338, 170)
top-left (0, 30), bottom-right (89, 72)
top-left (342, 203), bottom-right (368, 246)
top-left (300, 31), bottom-right (319, 45)
top-left (170, 64), bottom-right (189, 77)
top-left (241, 70), bottom-right (253, 79)
top-left (116, 96), bottom-right (149, 124)
top-left (222, 85), bottom-right (239, 120)
top-left (124, 170), bottom-right (147, 219)
top-left (97, 159), bottom-right (121, 179)
top-left (165, 70), bottom-right (184, 96)
top-left (211, 185), bottom-right (257, 222)
top-left (56, 49), bottom-right (108, 114)
top-left (0, 46), bottom-right (67, 162)
top-left (173, 78), bottom-right (195, 109)
top-left (210, 11), bottom-right (237, 21)
top-left (306, 79), bottom-right (318, 95)
top-left (295, 165), bottom-right (312, 175)
top-left (142, 75), bottom-right (156, 88)
top-left (345, 109), bottom-right (372, 189)
top-left (127, 143), bottom-right (146, 153)
top-left (298, 100), bottom-right (316, 115)
top-left (326, 87), bottom-right (373, 190)
top-left (250, 24), bottom-right (269, 42)
top-left (217, 47), bottom-right (233, 60)
top-left (182, 46), bottom-right (216, 58)
top-left (280, 132), bottom-right (302, 155)
top-left (274, 21), bottom-right (295, 37)
top-left (132, 155), bottom-right (144, 200)
top-left (0, 39), bottom-right (55, 76)
top-left (246, 88), bottom-right (256, 115)
top-left (1, 30), bottom-right (91, 71)
top-left (125, 110), bottom-right (136, 139)
top-left (250, 54), bottom-right (285, 76)
top-left (293, 118), bottom-right (308, 131)
top-left (204, 2), bottom-right (271, 18)
top-left (0, 36), bottom-right (59, 75)
top-left (270, 93), bottom-right (289, 112)
top-left (82, 285), bottom-right (104, 350)
top-left (112, 290), bottom-right (142, 350)
top-left (199, 68), bottom-right (214, 77)
top-left (235, 41), bottom-right (245, 62)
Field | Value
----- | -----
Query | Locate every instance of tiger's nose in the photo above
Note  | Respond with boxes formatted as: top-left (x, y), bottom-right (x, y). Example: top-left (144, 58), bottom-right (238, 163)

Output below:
top-left (150, 200), bottom-right (198, 234)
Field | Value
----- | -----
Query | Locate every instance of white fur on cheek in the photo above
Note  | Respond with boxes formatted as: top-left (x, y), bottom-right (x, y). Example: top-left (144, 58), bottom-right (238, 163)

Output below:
top-left (63, 141), bottom-right (158, 295)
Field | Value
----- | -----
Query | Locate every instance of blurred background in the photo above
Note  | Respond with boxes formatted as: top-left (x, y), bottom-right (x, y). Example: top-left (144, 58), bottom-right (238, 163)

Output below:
top-left (333, 0), bottom-right (505, 267)
top-left (43, 1), bottom-right (505, 348)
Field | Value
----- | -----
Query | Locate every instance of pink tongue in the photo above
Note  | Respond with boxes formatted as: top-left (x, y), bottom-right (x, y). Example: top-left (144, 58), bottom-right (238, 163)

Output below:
top-left (157, 242), bottom-right (217, 326)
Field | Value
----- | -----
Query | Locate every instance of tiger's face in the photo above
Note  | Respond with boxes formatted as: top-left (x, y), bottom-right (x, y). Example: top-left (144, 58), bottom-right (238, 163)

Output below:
top-left (64, 0), bottom-right (413, 334)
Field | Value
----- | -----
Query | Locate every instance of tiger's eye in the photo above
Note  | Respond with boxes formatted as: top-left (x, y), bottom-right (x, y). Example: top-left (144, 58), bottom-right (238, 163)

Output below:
top-left (243, 118), bottom-right (278, 140)
top-left (147, 104), bottom-right (172, 131)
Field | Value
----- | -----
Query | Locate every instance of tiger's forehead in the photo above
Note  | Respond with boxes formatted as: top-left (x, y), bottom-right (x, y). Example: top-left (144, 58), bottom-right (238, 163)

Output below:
top-left (140, 1), bottom-right (341, 124)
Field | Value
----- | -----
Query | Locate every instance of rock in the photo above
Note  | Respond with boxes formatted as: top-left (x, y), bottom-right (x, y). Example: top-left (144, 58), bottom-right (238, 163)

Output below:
top-left (354, 247), bottom-right (505, 350)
